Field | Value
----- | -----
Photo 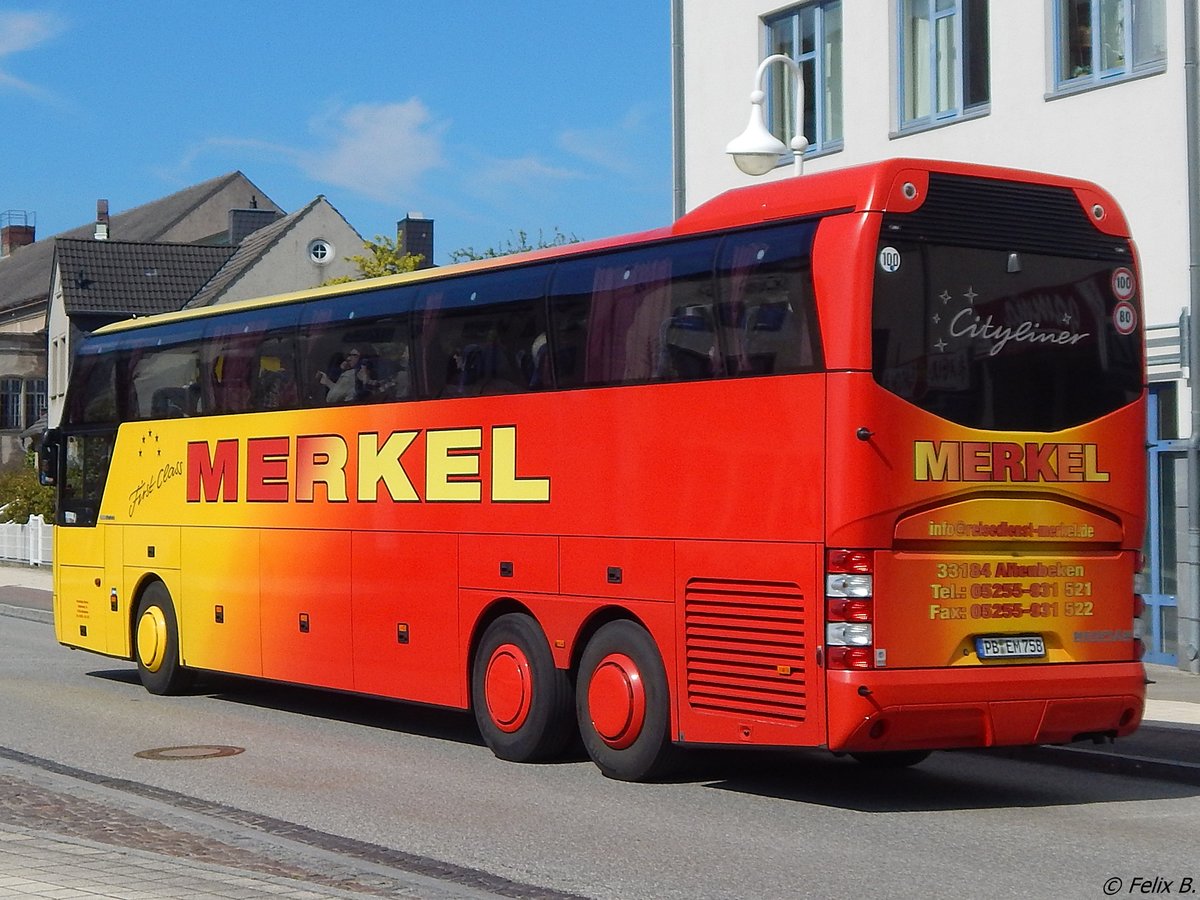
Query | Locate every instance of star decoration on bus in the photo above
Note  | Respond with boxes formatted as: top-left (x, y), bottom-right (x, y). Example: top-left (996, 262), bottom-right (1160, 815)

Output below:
top-left (138, 430), bottom-right (161, 458)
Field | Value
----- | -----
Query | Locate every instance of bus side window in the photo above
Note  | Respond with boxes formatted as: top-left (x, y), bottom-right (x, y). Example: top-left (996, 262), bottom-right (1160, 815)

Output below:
top-left (126, 341), bottom-right (202, 419)
top-left (251, 332), bottom-right (300, 411)
top-left (299, 314), bottom-right (414, 407)
top-left (67, 353), bottom-right (119, 424)
top-left (414, 268), bottom-right (550, 400)
top-left (206, 331), bottom-right (259, 414)
top-left (715, 223), bottom-right (821, 377)
top-left (548, 237), bottom-right (720, 388)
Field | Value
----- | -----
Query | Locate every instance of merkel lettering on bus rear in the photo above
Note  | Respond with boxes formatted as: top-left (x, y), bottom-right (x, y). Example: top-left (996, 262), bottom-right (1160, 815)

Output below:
top-left (913, 440), bottom-right (1110, 483)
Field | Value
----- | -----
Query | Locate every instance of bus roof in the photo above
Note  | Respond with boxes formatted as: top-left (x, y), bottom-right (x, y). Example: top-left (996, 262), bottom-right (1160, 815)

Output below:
top-left (92, 157), bottom-right (1129, 337)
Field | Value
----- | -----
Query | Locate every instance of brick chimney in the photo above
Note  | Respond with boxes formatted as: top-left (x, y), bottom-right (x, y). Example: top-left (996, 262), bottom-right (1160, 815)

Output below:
top-left (94, 200), bottom-right (109, 241)
top-left (398, 212), bottom-right (434, 269)
top-left (0, 210), bottom-right (35, 257)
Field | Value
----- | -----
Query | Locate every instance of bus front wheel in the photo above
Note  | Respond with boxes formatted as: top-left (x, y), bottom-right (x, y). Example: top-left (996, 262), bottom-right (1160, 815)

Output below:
top-left (134, 583), bottom-right (193, 696)
top-left (576, 620), bottom-right (678, 782)
top-left (471, 613), bottom-right (573, 763)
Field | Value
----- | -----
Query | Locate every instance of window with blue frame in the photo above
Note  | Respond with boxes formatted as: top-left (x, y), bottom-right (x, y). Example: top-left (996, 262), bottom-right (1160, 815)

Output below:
top-left (764, 2), bottom-right (843, 159)
top-left (897, 0), bottom-right (989, 132)
top-left (1054, 0), bottom-right (1165, 91)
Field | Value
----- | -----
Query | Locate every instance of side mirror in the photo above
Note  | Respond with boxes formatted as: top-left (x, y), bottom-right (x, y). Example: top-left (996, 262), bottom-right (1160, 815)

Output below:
top-left (38, 429), bottom-right (60, 487)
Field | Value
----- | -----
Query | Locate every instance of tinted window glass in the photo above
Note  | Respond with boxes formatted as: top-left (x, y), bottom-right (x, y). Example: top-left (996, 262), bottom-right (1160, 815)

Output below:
top-left (67, 351), bottom-right (120, 425)
top-left (300, 284), bottom-right (417, 406)
top-left (872, 241), bottom-right (1143, 429)
top-left (414, 267), bottom-right (550, 398)
top-left (125, 338), bottom-right (203, 419)
top-left (200, 316), bottom-right (297, 415)
top-left (715, 222), bottom-right (822, 376)
top-left (549, 239), bottom-right (720, 388)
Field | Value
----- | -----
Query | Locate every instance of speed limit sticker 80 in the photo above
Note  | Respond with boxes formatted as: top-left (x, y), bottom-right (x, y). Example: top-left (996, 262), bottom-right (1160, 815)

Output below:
top-left (1113, 301), bottom-right (1137, 335)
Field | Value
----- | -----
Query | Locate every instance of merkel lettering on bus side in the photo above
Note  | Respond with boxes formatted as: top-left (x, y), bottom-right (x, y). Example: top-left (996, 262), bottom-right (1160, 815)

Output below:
top-left (913, 440), bottom-right (1110, 482)
top-left (186, 424), bottom-right (550, 504)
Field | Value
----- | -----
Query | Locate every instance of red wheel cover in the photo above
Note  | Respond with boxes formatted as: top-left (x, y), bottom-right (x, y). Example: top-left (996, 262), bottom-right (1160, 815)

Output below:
top-left (484, 643), bottom-right (533, 733)
top-left (587, 652), bottom-right (646, 750)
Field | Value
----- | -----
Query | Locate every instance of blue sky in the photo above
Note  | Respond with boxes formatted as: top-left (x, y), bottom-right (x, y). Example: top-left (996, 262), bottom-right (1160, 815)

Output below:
top-left (0, 3), bottom-right (672, 264)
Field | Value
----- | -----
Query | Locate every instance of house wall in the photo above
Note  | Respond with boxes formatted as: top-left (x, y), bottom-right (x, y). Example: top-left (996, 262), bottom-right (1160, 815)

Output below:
top-left (210, 203), bottom-right (362, 304)
top-left (156, 177), bottom-right (284, 244)
top-left (47, 268), bottom-right (68, 429)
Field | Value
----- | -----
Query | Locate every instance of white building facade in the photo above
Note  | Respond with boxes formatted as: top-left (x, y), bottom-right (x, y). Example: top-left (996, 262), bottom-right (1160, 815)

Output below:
top-left (672, 0), bottom-right (1196, 669)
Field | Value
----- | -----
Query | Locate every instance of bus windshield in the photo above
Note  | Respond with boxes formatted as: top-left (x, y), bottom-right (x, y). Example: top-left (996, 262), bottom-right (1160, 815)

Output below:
top-left (871, 242), bottom-right (1143, 431)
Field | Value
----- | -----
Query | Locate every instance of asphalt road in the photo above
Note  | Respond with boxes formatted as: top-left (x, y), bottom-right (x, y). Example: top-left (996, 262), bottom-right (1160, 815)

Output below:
top-left (2, 612), bottom-right (1198, 900)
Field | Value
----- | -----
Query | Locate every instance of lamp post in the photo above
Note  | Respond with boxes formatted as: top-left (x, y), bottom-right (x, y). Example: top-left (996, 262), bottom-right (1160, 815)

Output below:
top-left (725, 53), bottom-right (809, 177)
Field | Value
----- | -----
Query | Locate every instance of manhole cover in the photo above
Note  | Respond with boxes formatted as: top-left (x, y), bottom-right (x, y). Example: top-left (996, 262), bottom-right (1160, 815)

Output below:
top-left (134, 745), bottom-right (245, 761)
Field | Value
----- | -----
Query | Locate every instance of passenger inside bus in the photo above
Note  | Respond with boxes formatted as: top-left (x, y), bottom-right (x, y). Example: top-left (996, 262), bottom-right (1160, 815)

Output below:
top-left (318, 350), bottom-right (359, 402)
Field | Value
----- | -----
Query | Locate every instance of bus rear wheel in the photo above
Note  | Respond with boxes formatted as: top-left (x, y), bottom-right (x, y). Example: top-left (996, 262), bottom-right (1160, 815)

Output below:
top-left (471, 613), bottom-right (573, 763)
top-left (134, 582), bottom-right (193, 695)
top-left (576, 620), bottom-right (678, 782)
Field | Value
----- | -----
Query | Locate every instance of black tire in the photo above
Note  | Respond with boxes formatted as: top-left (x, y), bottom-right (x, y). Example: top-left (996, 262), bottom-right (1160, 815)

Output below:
top-left (471, 613), bottom-right (574, 763)
top-left (576, 620), bottom-right (678, 782)
top-left (849, 750), bottom-right (932, 768)
top-left (133, 582), bottom-right (193, 696)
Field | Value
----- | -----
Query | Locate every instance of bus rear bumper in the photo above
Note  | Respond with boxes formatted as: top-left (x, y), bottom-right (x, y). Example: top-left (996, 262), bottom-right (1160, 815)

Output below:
top-left (826, 662), bottom-right (1146, 753)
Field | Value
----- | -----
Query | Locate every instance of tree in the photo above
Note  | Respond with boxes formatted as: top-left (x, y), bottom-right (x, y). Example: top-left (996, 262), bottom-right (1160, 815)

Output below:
top-left (322, 234), bottom-right (423, 285)
top-left (448, 227), bottom-right (579, 263)
top-left (0, 453), bottom-right (54, 523)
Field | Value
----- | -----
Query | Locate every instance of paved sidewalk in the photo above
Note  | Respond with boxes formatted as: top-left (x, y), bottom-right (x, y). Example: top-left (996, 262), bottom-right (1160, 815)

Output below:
top-left (0, 824), bottom-right (372, 899)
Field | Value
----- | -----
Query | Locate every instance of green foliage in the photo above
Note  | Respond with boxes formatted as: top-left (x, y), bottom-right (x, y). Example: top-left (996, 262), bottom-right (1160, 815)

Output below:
top-left (448, 227), bottom-right (579, 263)
top-left (0, 453), bottom-right (55, 523)
top-left (322, 234), bottom-right (424, 285)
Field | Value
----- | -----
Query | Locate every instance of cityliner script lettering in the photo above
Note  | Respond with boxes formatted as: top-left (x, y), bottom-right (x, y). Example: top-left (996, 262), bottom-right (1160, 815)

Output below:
top-left (186, 425), bottom-right (550, 504)
top-left (913, 440), bottom-right (1110, 483)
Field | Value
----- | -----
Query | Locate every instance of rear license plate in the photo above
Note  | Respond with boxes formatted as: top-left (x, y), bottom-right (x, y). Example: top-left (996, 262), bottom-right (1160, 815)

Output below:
top-left (975, 635), bottom-right (1046, 659)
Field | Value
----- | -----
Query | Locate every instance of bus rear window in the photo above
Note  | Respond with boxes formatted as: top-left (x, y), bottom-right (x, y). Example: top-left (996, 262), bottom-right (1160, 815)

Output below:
top-left (872, 242), bottom-right (1143, 431)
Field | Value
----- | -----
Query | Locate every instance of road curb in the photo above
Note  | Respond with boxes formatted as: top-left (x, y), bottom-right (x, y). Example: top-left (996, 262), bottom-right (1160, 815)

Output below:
top-left (0, 604), bottom-right (51, 626)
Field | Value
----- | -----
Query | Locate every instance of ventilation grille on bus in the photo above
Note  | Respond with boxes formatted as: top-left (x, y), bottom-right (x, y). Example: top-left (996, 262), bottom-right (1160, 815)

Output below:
top-left (881, 172), bottom-right (1130, 260)
top-left (684, 578), bottom-right (809, 723)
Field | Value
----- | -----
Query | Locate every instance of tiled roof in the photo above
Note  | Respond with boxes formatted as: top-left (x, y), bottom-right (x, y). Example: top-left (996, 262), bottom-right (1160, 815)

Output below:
top-left (54, 239), bottom-right (235, 316)
top-left (0, 172), bottom-right (276, 316)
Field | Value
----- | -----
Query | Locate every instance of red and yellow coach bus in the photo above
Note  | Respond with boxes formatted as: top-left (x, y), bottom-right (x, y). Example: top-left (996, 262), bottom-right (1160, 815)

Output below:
top-left (42, 158), bottom-right (1147, 781)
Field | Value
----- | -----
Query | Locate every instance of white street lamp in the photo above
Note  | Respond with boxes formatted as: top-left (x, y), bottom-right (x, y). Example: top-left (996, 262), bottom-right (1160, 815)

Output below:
top-left (725, 53), bottom-right (809, 177)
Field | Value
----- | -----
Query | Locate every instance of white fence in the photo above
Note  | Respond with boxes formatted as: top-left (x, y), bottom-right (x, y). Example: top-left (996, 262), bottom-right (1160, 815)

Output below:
top-left (0, 515), bottom-right (52, 567)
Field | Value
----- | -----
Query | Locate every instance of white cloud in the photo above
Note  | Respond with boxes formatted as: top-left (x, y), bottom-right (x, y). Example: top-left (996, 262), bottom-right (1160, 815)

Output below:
top-left (0, 11), bottom-right (66, 100)
top-left (468, 155), bottom-right (580, 194)
top-left (297, 100), bottom-right (447, 202)
top-left (557, 105), bottom-right (653, 176)
top-left (166, 99), bottom-right (449, 205)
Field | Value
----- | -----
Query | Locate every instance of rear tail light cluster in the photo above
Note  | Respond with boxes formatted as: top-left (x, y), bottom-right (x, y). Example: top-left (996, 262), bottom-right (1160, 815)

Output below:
top-left (826, 549), bottom-right (874, 670)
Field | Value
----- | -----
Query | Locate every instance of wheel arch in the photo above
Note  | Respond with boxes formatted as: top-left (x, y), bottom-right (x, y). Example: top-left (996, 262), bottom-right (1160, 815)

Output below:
top-left (569, 605), bottom-right (656, 676)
